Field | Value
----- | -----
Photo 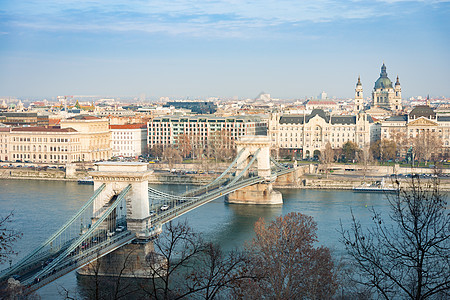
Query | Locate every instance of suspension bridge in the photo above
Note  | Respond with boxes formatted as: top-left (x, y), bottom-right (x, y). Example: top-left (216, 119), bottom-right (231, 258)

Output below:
top-left (0, 136), bottom-right (301, 293)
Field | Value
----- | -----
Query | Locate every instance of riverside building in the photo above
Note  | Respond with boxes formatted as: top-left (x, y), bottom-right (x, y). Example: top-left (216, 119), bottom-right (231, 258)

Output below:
top-left (0, 127), bottom-right (81, 163)
top-left (381, 105), bottom-right (450, 155)
top-left (60, 115), bottom-right (111, 162)
top-left (110, 124), bottom-right (147, 157)
top-left (268, 109), bottom-right (376, 159)
top-left (147, 115), bottom-right (267, 148)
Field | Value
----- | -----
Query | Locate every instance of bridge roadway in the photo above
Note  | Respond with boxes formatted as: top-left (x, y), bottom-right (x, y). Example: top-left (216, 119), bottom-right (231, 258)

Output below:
top-left (150, 174), bottom-right (277, 226)
top-left (23, 231), bottom-right (135, 293)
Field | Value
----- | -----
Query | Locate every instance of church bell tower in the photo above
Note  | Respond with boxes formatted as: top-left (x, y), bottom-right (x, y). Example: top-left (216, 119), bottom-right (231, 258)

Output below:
top-left (354, 76), bottom-right (364, 112)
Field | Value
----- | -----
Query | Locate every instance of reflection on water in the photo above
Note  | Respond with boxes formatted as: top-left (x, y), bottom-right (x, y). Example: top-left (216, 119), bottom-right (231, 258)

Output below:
top-left (0, 179), bottom-right (392, 298)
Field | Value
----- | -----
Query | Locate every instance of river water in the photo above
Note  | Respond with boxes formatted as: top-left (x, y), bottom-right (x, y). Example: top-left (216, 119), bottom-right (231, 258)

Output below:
top-left (0, 179), bottom-right (392, 298)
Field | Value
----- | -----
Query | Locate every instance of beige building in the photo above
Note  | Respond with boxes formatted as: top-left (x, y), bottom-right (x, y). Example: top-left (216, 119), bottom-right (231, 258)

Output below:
top-left (60, 116), bottom-right (111, 162)
top-left (0, 127), bottom-right (82, 163)
top-left (381, 105), bottom-right (450, 155)
top-left (268, 110), bottom-right (376, 159)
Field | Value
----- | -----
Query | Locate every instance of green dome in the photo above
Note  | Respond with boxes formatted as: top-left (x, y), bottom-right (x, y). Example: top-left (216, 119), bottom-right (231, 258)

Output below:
top-left (374, 63), bottom-right (393, 89)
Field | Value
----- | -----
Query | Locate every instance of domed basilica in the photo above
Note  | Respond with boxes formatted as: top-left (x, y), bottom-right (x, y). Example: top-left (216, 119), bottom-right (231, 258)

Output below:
top-left (354, 63), bottom-right (402, 117)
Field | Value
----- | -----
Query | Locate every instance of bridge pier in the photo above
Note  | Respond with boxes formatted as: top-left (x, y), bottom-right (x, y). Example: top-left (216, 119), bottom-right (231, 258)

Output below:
top-left (77, 241), bottom-right (163, 278)
top-left (226, 182), bottom-right (282, 205)
top-left (227, 136), bottom-right (283, 205)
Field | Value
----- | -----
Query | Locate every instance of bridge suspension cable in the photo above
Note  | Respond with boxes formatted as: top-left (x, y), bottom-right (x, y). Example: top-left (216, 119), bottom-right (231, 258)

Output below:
top-left (204, 148), bottom-right (245, 188)
top-left (229, 148), bottom-right (260, 185)
top-left (26, 185), bottom-right (132, 285)
top-left (0, 183), bottom-right (106, 280)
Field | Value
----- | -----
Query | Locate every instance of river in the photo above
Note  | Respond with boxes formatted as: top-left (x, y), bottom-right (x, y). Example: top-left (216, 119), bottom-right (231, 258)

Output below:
top-left (0, 179), bottom-right (392, 298)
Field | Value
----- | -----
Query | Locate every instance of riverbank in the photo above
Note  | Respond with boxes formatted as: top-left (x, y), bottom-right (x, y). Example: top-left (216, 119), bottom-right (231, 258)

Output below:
top-left (2, 165), bottom-right (450, 191)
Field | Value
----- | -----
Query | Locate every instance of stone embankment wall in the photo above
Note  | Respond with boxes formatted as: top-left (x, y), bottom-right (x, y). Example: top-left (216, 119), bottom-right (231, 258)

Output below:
top-left (0, 168), bottom-right (76, 181)
top-left (274, 175), bottom-right (450, 191)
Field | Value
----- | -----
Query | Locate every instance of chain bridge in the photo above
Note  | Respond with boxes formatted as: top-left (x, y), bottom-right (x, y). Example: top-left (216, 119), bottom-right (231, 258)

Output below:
top-left (0, 136), bottom-right (301, 293)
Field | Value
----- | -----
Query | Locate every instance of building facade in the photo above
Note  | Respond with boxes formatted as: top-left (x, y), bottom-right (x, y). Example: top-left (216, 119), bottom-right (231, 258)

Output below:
top-left (268, 110), bottom-right (375, 159)
top-left (110, 124), bottom-right (147, 157)
top-left (0, 112), bottom-right (49, 127)
top-left (381, 105), bottom-right (450, 155)
top-left (0, 127), bottom-right (82, 163)
top-left (60, 116), bottom-right (111, 162)
top-left (147, 115), bottom-right (267, 148)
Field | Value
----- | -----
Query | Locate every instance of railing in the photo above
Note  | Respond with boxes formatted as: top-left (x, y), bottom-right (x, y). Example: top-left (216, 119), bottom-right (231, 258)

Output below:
top-left (25, 231), bottom-right (135, 292)
top-left (26, 185), bottom-right (131, 285)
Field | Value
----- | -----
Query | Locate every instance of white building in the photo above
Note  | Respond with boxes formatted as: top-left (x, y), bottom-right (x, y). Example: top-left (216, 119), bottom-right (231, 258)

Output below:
top-left (110, 124), bottom-right (147, 157)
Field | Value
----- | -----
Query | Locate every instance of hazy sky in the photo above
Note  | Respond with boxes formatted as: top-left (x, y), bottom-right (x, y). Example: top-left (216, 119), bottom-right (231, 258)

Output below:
top-left (0, 0), bottom-right (449, 99)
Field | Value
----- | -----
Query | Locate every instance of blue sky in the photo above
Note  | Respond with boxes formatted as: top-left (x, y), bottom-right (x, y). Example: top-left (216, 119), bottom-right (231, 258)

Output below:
top-left (0, 0), bottom-right (449, 99)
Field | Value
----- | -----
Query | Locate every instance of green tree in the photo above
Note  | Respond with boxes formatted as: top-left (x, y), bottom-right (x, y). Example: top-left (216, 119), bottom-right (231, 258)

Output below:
top-left (342, 141), bottom-right (360, 163)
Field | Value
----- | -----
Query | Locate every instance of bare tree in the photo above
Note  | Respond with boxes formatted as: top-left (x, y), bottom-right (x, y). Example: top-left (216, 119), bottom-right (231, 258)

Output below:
top-left (141, 221), bottom-right (251, 300)
top-left (391, 130), bottom-right (409, 159)
top-left (340, 177), bottom-right (450, 299)
top-left (370, 139), bottom-right (396, 162)
top-left (162, 147), bottom-right (183, 170)
top-left (413, 131), bottom-right (442, 164)
top-left (208, 129), bottom-right (234, 163)
top-left (185, 243), bottom-right (250, 299)
top-left (73, 249), bottom-right (141, 300)
top-left (359, 144), bottom-right (372, 180)
top-left (238, 212), bottom-right (337, 299)
top-left (321, 142), bottom-right (334, 178)
top-left (142, 221), bottom-right (207, 299)
top-left (0, 212), bottom-right (22, 265)
top-left (150, 144), bottom-right (164, 160)
top-left (176, 134), bottom-right (192, 159)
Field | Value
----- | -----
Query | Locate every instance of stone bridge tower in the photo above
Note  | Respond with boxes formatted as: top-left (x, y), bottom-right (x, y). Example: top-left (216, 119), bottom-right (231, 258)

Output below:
top-left (79, 162), bottom-right (156, 278)
top-left (227, 136), bottom-right (282, 205)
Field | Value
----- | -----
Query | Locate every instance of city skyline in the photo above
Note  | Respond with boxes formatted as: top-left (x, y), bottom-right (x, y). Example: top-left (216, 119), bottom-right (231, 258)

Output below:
top-left (0, 0), bottom-right (449, 99)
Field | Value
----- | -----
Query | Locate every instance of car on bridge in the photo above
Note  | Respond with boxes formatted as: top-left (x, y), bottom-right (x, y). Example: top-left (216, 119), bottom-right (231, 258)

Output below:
top-left (160, 205), bottom-right (169, 211)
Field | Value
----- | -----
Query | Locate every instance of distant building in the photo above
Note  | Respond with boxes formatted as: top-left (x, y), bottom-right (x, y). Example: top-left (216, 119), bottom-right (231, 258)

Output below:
top-left (381, 105), bottom-right (450, 155)
top-left (60, 116), bottom-right (111, 162)
top-left (372, 63), bottom-right (402, 111)
top-left (304, 100), bottom-right (337, 112)
top-left (256, 92), bottom-right (271, 102)
top-left (0, 112), bottom-right (49, 127)
top-left (110, 124), bottom-right (147, 157)
top-left (355, 63), bottom-right (402, 117)
top-left (268, 110), bottom-right (376, 159)
top-left (163, 101), bottom-right (217, 114)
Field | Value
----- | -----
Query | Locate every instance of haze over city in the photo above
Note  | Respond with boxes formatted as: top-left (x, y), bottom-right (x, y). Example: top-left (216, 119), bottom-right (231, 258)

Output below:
top-left (0, 0), bottom-right (449, 99)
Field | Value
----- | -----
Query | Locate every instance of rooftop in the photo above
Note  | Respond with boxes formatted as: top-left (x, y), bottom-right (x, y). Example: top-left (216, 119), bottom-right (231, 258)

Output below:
top-left (11, 127), bottom-right (78, 133)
